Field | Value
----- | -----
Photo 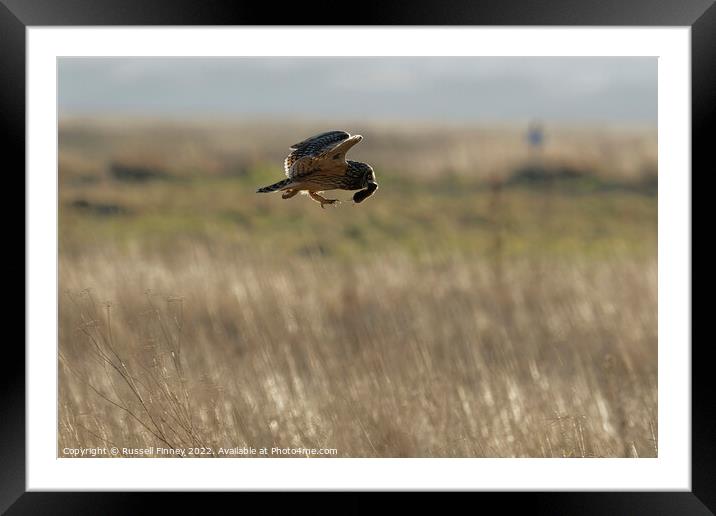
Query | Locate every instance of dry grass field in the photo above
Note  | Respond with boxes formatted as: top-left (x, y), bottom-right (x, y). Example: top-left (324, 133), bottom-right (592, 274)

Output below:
top-left (58, 118), bottom-right (657, 457)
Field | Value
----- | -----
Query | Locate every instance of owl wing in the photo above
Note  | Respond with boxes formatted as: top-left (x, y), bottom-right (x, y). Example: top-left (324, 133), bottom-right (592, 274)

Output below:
top-left (284, 131), bottom-right (362, 179)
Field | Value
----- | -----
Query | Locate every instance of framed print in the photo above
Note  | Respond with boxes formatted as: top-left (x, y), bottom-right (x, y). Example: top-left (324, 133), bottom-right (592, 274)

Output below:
top-left (7, 0), bottom-right (710, 511)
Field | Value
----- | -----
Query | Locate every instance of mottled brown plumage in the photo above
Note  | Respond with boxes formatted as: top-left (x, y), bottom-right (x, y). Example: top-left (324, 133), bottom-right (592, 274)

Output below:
top-left (256, 131), bottom-right (378, 208)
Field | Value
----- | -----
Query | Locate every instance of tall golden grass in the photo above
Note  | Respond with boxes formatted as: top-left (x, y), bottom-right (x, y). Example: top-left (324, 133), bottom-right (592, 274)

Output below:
top-left (59, 247), bottom-right (657, 457)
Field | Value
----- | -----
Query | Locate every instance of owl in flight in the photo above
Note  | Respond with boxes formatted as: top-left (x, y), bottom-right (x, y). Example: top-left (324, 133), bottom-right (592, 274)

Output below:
top-left (256, 131), bottom-right (379, 208)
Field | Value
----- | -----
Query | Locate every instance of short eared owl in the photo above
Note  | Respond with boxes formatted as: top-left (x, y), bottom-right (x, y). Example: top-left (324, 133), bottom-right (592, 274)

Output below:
top-left (256, 131), bottom-right (378, 208)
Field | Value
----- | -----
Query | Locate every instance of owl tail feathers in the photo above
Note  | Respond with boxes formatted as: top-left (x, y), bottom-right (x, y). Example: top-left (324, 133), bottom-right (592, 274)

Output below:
top-left (257, 178), bottom-right (292, 193)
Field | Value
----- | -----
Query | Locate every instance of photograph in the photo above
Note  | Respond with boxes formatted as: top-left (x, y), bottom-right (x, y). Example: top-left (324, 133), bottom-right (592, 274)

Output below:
top-left (56, 56), bottom-right (659, 459)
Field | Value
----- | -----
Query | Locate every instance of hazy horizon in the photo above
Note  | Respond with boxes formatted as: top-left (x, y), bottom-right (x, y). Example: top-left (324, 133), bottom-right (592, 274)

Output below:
top-left (58, 57), bottom-right (657, 124)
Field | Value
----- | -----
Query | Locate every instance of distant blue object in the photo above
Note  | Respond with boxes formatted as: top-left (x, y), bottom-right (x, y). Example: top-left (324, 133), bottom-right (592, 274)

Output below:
top-left (527, 123), bottom-right (545, 148)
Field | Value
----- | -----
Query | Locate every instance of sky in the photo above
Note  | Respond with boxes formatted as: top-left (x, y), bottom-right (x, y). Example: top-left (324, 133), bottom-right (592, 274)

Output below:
top-left (58, 57), bottom-right (657, 123)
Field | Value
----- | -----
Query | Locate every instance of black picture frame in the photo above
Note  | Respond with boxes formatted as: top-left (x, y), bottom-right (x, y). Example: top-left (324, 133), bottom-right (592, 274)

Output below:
top-left (5, 0), bottom-right (709, 512)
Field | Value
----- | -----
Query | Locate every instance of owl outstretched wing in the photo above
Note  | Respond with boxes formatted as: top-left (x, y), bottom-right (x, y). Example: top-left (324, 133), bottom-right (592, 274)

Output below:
top-left (284, 131), bottom-right (363, 178)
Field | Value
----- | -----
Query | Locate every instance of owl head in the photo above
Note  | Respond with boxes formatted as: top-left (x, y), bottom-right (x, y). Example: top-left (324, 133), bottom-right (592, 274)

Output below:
top-left (348, 161), bottom-right (376, 187)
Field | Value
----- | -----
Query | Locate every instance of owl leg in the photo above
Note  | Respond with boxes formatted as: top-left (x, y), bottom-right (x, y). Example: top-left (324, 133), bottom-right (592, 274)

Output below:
top-left (309, 191), bottom-right (340, 209)
top-left (282, 189), bottom-right (299, 199)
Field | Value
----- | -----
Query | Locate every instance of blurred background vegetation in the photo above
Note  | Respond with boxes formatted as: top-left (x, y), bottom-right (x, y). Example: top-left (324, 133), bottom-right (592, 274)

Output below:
top-left (59, 118), bottom-right (656, 260)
